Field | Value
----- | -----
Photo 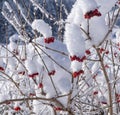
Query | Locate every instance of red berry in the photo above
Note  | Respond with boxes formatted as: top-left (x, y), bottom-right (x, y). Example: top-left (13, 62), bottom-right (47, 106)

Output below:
top-left (80, 56), bottom-right (86, 62)
top-left (29, 93), bottom-right (36, 97)
top-left (85, 50), bottom-right (91, 55)
top-left (72, 72), bottom-right (78, 78)
top-left (0, 67), bottom-right (4, 71)
top-left (99, 48), bottom-right (105, 53)
top-left (13, 49), bottom-right (19, 55)
top-left (44, 38), bottom-right (49, 43)
top-left (54, 107), bottom-right (62, 111)
top-left (84, 15), bottom-right (91, 19)
top-left (84, 11), bottom-right (93, 19)
top-left (101, 101), bottom-right (107, 104)
top-left (14, 106), bottom-right (21, 111)
top-left (51, 70), bottom-right (55, 75)
top-left (70, 55), bottom-right (77, 61)
top-left (48, 70), bottom-right (55, 76)
top-left (38, 83), bottom-right (43, 88)
top-left (117, 100), bottom-right (120, 103)
top-left (116, 93), bottom-right (120, 99)
top-left (104, 64), bottom-right (109, 68)
top-left (93, 74), bottom-right (97, 79)
top-left (75, 56), bottom-right (81, 62)
top-left (78, 70), bottom-right (84, 74)
top-left (114, 52), bottom-right (117, 57)
top-left (93, 9), bottom-right (101, 16)
top-left (50, 37), bottom-right (54, 42)
top-left (105, 50), bottom-right (109, 54)
top-left (21, 59), bottom-right (26, 61)
top-left (93, 91), bottom-right (98, 95)
top-left (76, 56), bottom-right (80, 61)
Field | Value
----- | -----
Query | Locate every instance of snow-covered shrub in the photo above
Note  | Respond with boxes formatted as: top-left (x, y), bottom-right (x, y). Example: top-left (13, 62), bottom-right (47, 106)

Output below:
top-left (0, 0), bottom-right (120, 115)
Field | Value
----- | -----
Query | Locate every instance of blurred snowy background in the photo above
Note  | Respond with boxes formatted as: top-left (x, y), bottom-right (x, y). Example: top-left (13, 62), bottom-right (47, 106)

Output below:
top-left (0, 0), bottom-right (75, 43)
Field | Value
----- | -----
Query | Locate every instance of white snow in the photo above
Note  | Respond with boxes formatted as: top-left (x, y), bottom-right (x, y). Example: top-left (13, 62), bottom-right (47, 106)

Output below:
top-left (64, 23), bottom-right (85, 56)
top-left (57, 77), bottom-right (71, 94)
top-left (25, 59), bottom-right (38, 74)
top-left (32, 19), bottom-right (52, 38)
top-left (78, 0), bottom-right (98, 14)
top-left (95, 0), bottom-right (117, 16)
top-left (0, 94), bottom-right (9, 102)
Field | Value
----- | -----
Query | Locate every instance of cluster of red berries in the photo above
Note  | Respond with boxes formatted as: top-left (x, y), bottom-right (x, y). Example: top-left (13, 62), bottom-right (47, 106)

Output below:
top-left (28, 72), bottom-right (39, 78)
top-left (84, 9), bottom-right (101, 19)
top-left (0, 66), bottom-right (4, 71)
top-left (48, 70), bottom-right (55, 76)
top-left (99, 48), bottom-right (109, 54)
top-left (99, 48), bottom-right (105, 53)
top-left (70, 55), bottom-right (86, 62)
top-left (72, 70), bottom-right (84, 78)
top-left (44, 37), bottom-right (54, 44)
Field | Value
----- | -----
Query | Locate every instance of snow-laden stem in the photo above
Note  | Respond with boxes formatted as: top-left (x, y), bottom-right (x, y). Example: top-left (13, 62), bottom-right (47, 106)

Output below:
top-left (0, 97), bottom-right (63, 106)
top-left (95, 46), bottom-right (113, 115)
top-left (2, 45), bottom-right (27, 72)
top-left (110, 40), bottom-right (118, 113)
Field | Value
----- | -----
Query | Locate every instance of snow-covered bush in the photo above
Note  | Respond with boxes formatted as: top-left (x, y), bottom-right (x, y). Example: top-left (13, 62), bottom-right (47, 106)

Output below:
top-left (1, 0), bottom-right (120, 115)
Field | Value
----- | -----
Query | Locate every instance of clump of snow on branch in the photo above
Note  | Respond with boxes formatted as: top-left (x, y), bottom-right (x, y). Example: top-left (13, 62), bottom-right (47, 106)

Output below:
top-left (32, 19), bottom-right (52, 38)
